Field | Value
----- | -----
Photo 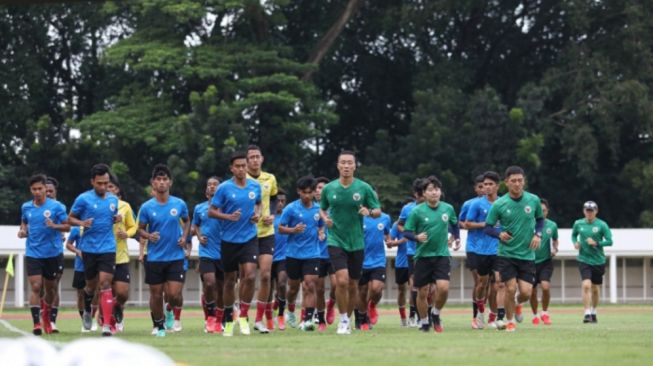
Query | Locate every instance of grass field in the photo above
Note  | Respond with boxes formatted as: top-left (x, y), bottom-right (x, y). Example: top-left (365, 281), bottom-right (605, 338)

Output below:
top-left (1, 305), bottom-right (652, 365)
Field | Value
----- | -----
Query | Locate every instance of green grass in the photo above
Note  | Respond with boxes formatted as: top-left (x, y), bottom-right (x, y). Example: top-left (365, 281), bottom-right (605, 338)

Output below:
top-left (1, 305), bottom-right (652, 366)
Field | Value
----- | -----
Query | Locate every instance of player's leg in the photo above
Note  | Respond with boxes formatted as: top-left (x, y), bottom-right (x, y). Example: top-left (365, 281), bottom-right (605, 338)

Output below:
top-left (356, 274), bottom-right (370, 330)
top-left (397, 280), bottom-right (408, 326)
top-left (255, 236), bottom-right (274, 332)
top-left (504, 277), bottom-right (518, 328)
top-left (432, 279), bottom-right (449, 333)
top-left (50, 260), bottom-right (63, 333)
top-left (97, 255), bottom-right (116, 336)
top-left (326, 272), bottom-right (337, 324)
top-left (530, 282), bottom-right (540, 325)
top-left (222, 270), bottom-right (238, 336)
top-left (112, 264), bottom-right (130, 332)
top-left (149, 283), bottom-right (165, 336)
top-left (27, 272), bottom-right (44, 335)
top-left (202, 269), bottom-right (218, 333)
top-left (300, 269), bottom-right (319, 331)
top-left (368, 277), bottom-right (384, 326)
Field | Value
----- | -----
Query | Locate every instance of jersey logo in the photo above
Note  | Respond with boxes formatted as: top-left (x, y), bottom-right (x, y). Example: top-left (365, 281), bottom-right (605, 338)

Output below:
top-left (43, 210), bottom-right (51, 218)
top-left (170, 208), bottom-right (178, 216)
top-left (353, 193), bottom-right (361, 201)
top-left (524, 206), bottom-right (532, 214)
top-left (94, 204), bottom-right (98, 209)
top-left (506, 209), bottom-right (511, 214)
top-left (546, 228), bottom-right (552, 235)
top-left (377, 223), bottom-right (385, 230)
top-left (333, 194), bottom-right (337, 199)
top-left (314, 213), bottom-right (320, 221)
top-left (248, 191), bottom-right (256, 200)
top-left (110, 203), bottom-right (116, 212)
top-left (424, 217), bottom-right (429, 222)
top-left (592, 227), bottom-right (599, 233)
top-left (441, 214), bottom-right (449, 222)
top-left (232, 193), bottom-right (236, 198)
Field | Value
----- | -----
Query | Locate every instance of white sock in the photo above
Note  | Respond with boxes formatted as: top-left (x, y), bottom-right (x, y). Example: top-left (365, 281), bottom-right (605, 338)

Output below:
top-left (431, 308), bottom-right (440, 316)
top-left (420, 318), bottom-right (429, 326)
top-left (340, 313), bottom-right (349, 323)
top-left (584, 309), bottom-right (591, 315)
top-left (542, 310), bottom-right (548, 316)
top-left (590, 307), bottom-right (596, 315)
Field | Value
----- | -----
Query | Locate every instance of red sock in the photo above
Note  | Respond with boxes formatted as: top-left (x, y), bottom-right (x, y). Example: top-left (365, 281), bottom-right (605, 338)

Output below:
top-left (370, 301), bottom-right (376, 311)
top-left (272, 299), bottom-right (279, 311)
top-left (100, 289), bottom-right (114, 326)
top-left (201, 295), bottom-right (208, 320)
top-left (173, 306), bottom-right (182, 321)
top-left (288, 303), bottom-right (296, 312)
top-left (399, 306), bottom-right (407, 319)
top-left (166, 303), bottom-right (173, 312)
top-left (300, 308), bottom-right (305, 321)
top-left (265, 302), bottom-right (273, 320)
top-left (476, 299), bottom-right (486, 313)
top-left (239, 302), bottom-right (250, 318)
top-left (327, 298), bottom-right (335, 309)
top-left (255, 302), bottom-right (266, 322)
top-left (216, 308), bottom-right (224, 324)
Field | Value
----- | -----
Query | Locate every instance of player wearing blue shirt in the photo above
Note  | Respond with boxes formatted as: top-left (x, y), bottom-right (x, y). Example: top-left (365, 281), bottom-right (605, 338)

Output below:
top-left (388, 220), bottom-right (410, 326)
top-left (65, 226), bottom-right (89, 331)
top-left (68, 164), bottom-right (119, 336)
top-left (314, 176), bottom-right (335, 330)
top-left (279, 176), bottom-right (325, 332)
top-left (19, 174), bottom-right (70, 335)
top-left (270, 190), bottom-right (289, 330)
top-left (462, 172), bottom-right (499, 330)
top-left (208, 152), bottom-right (262, 337)
top-left (356, 213), bottom-right (391, 330)
top-left (44, 176), bottom-right (66, 331)
top-left (137, 164), bottom-right (191, 337)
top-left (191, 176), bottom-right (224, 334)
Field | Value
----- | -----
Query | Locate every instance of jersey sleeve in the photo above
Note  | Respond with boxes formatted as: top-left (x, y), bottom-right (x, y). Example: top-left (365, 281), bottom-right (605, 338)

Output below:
top-left (448, 205), bottom-right (458, 226)
top-left (485, 202), bottom-right (499, 226)
top-left (459, 201), bottom-right (470, 222)
top-left (279, 205), bottom-right (293, 227)
top-left (404, 209), bottom-right (418, 232)
top-left (180, 201), bottom-right (189, 220)
top-left (138, 204), bottom-right (150, 226)
top-left (552, 222), bottom-right (559, 240)
top-left (270, 175), bottom-right (278, 197)
top-left (365, 184), bottom-right (381, 210)
top-left (383, 215), bottom-right (391, 234)
top-left (398, 204), bottom-right (410, 223)
top-left (70, 195), bottom-right (86, 217)
top-left (571, 221), bottom-right (579, 243)
top-left (319, 186), bottom-right (330, 211)
top-left (123, 203), bottom-right (138, 237)
top-left (211, 185), bottom-right (225, 209)
top-left (600, 222), bottom-right (613, 247)
top-left (192, 205), bottom-right (202, 226)
top-left (533, 195), bottom-right (544, 219)
top-left (67, 227), bottom-right (80, 243)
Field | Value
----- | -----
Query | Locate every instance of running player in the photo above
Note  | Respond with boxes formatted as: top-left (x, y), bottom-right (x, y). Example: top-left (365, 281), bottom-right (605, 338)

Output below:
top-left (484, 166), bottom-right (543, 332)
top-left (388, 219), bottom-right (409, 326)
top-left (404, 176), bottom-right (460, 333)
top-left (571, 201), bottom-right (612, 323)
top-left (246, 145), bottom-right (279, 334)
top-left (44, 176), bottom-right (65, 332)
top-left (279, 176), bottom-right (325, 331)
top-left (271, 189), bottom-right (288, 330)
top-left (68, 163), bottom-right (120, 336)
top-left (530, 198), bottom-right (558, 326)
top-left (65, 226), bottom-right (88, 332)
top-left (192, 176), bottom-right (224, 333)
top-left (315, 176), bottom-right (336, 329)
top-left (320, 151), bottom-right (381, 335)
top-left (18, 174), bottom-right (69, 335)
top-left (137, 164), bottom-right (191, 337)
top-left (209, 152), bottom-right (262, 337)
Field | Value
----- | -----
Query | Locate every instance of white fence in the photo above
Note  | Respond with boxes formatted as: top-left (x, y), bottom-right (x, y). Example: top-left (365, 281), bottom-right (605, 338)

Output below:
top-left (1, 226), bottom-right (652, 307)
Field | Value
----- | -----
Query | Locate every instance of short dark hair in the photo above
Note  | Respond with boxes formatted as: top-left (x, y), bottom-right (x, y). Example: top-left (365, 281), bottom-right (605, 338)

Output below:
top-left (230, 151), bottom-right (247, 165)
top-left (247, 145), bottom-right (261, 153)
top-left (109, 173), bottom-right (121, 189)
top-left (297, 175), bottom-right (317, 191)
top-left (29, 174), bottom-right (48, 186)
top-left (483, 171), bottom-right (501, 183)
top-left (504, 165), bottom-right (525, 179)
top-left (540, 198), bottom-right (549, 209)
top-left (315, 176), bottom-right (330, 185)
top-left (337, 150), bottom-right (356, 162)
top-left (45, 176), bottom-right (59, 188)
top-left (151, 164), bottom-right (172, 180)
top-left (207, 176), bottom-right (221, 183)
top-left (412, 178), bottom-right (425, 194)
top-left (424, 175), bottom-right (442, 189)
top-left (277, 188), bottom-right (287, 196)
top-left (90, 163), bottom-right (111, 179)
top-left (474, 174), bottom-right (485, 184)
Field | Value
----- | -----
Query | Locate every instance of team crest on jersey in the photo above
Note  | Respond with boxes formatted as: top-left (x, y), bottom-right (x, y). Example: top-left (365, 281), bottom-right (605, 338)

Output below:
top-left (377, 223), bottom-right (385, 230)
top-left (170, 208), bottom-right (178, 217)
top-left (352, 193), bottom-right (361, 201)
top-left (546, 228), bottom-right (552, 235)
top-left (110, 203), bottom-right (116, 212)
top-left (263, 184), bottom-right (270, 190)
top-left (248, 191), bottom-right (256, 200)
top-left (314, 213), bottom-right (320, 221)
top-left (592, 227), bottom-right (599, 233)
top-left (43, 210), bottom-right (51, 218)
top-left (524, 206), bottom-right (532, 214)
top-left (441, 214), bottom-right (449, 222)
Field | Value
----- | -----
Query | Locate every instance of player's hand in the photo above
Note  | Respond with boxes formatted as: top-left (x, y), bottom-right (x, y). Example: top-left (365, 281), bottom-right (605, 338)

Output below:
top-left (250, 211), bottom-right (260, 224)
top-left (551, 247), bottom-right (558, 257)
top-left (324, 216), bottom-right (333, 228)
top-left (294, 223), bottom-right (306, 234)
top-left (499, 231), bottom-right (512, 242)
top-left (17, 228), bottom-right (28, 238)
top-left (199, 235), bottom-right (208, 245)
top-left (229, 209), bottom-right (242, 222)
top-left (113, 214), bottom-right (123, 223)
top-left (117, 229), bottom-right (128, 240)
top-left (530, 235), bottom-right (541, 250)
top-left (318, 230), bottom-right (326, 241)
top-left (138, 253), bottom-right (144, 263)
top-left (448, 235), bottom-right (454, 247)
top-left (263, 215), bottom-right (274, 226)
top-left (416, 232), bottom-right (428, 243)
top-left (452, 239), bottom-right (461, 251)
top-left (149, 231), bottom-right (160, 242)
top-left (586, 238), bottom-right (597, 246)
top-left (45, 218), bottom-right (56, 228)
top-left (81, 218), bottom-right (94, 228)
top-left (76, 250), bottom-right (83, 257)
top-left (177, 237), bottom-right (185, 248)
top-left (574, 242), bottom-right (580, 250)
top-left (385, 240), bottom-right (395, 249)
top-left (358, 205), bottom-right (370, 216)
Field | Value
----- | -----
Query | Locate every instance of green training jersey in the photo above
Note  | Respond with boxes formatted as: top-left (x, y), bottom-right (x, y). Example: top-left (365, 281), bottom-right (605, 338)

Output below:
top-left (320, 178), bottom-right (381, 252)
top-left (534, 218), bottom-right (558, 263)
top-left (485, 191), bottom-right (543, 261)
top-left (404, 201), bottom-right (457, 259)
top-left (571, 218), bottom-right (613, 265)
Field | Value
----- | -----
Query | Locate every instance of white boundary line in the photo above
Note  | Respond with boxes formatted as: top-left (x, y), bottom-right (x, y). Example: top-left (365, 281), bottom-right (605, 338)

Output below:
top-left (0, 319), bottom-right (32, 337)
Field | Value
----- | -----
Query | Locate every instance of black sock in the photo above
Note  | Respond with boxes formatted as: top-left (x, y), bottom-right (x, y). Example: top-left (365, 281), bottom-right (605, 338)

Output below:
top-left (224, 306), bottom-right (233, 322)
top-left (428, 306), bottom-right (433, 324)
top-left (50, 307), bottom-right (58, 323)
top-left (83, 290), bottom-right (93, 313)
top-left (79, 310), bottom-right (84, 319)
top-left (206, 301), bottom-right (217, 317)
top-left (354, 309), bottom-right (362, 324)
top-left (114, 304), bottom-right (124, 323)
top-left (150, 311), bottom-right (156, 327)
top-left (317, 310), bottom-right (326, 324)
top-left (155, 318), bottom-right (165, 331)
top-left (409, 305), bottom-right (417, 318)
top-left (305, 307), bottom-right (315, 322)
top-left (473, 301), bottom-right (478, 317)
top-left (30, 306), bottom-right (40, 325)
top-left (277, 297), bottom-right (286, 316)
top-left (410, 290), bottom-right (417, 310)
top-left (498, 308), bottom-right (506, 320)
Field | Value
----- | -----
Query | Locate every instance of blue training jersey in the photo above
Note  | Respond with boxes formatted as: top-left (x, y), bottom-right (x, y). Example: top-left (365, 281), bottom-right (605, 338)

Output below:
top-left (390, 222), bottom-right (408, 268)
top-left (192, 201), bottom-right (222, 260)
top-left (363, 214), bottom-right (391, 269)
top-left (67, 227), bottom-right (85, 272)
top-left (211, 178), bottom-right (261, 244)
top-left (138, 196), bottom-right (189, 262)
top-left (21, 198), bottom-right (67, 258)
top-left (273, 215), bottom-right (287, 262)
top-left (70, 190), bottom-right (119, 254)
top-left (280, 200), bottom-right (323, 260)
top-left (399, 201), bottom-right (417, 256)
top-left (466, 196), bottom-right (499, 255)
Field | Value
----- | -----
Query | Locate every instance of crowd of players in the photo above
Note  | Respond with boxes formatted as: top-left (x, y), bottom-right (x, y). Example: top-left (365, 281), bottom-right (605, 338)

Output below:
top-left (18, 147), bottom-right (613, 336)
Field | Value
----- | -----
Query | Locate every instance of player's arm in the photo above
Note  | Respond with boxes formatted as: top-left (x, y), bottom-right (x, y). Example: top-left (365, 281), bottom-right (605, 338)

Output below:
top-left (530, 217), bottom-right (544, 249)
top-left (571, 223), bottom-right (580, 250)
top-left (251, 201), bottom-right (262, 223)
top-left (66, 239), bottom-right (82, 257)
top-left (124, 205), bottom-right (138, 238)
top-left (599, 223), bottom-right (613, 247)
top-left (17, 220), bottom-right (28, 238)
top-left (179, 215), bottom-right (191, 248)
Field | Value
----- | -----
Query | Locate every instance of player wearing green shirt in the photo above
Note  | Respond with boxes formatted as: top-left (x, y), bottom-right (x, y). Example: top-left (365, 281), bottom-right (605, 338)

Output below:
top-left (319, 151), bottom-right (381, 335)
top-left (484, 166), bottom-right (544, 332)
top-left (529, 199), bottom-right (558, 326)
top-left (404, 176), bottom-right (460, 333)
top-left (571, 200), bottom-right (613, 323)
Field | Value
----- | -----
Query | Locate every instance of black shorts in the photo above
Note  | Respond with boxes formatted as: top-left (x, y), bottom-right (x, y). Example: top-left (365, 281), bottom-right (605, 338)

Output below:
top-left (113, 263), bottom-right (130, 283)
top-left (414, 256), bottom-right (451, 288)
top-left (359, 267), bottom-right (386, 286)
top-left (199, 257), bottom-right (225, 281)
top-left (145, 260), bottom-right (185, 285)
top-left (55, 253), bottom-right (64, 275)
top-left (534, 259), bottom-right (554, 285)
top-left (222, 239), bottom-right (259, 273)
top-left (578, 262), bottom-right (605, 285)
top-left (272, 260), bottom-right (286, 281)
top-left (286, 257), bottom-right (321, 281)
top-left (72, 271), bottom-right (86, 289)
top-left (395, 267), bottom-right (410, 285)
top-left (494, 256), bottom-right (535, 285)
top-left (407, 255), bottom-right (415, 274)
top-left (318, 258), bottom-right (331, 278)
top-left (466, 252), bottom-right (496, 276)
top-left (258, 235), bottom-right (275, 256)
top-left (26, 255), bottom-right (63, 280)
top-left (328, 246), bottom-right (364, 280)
top-left (82, 252), bottom-right (115, 280)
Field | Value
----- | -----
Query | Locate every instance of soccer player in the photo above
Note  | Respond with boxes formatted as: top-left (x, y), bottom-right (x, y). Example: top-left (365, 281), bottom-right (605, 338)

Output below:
top-left (107, 175), bottom-right (137, 332)
top-left (137, 164), bottom-right (191, 337)
top-left (209, 152), bottom-right (262, 337)
top-left (459, 174), bottom-right (486, 328)
top-left (388, 220), bottom-right (409, 326)
top-left (65, 226), bottom-right (88, 332)
top-left (464, 171), bottom-right (501, 329)
top-left (191, 176), bottom-right (224, 333)
top-left (18, 174), bottom-right (69, 335)
top-left (271, 189), bottom-right (288, 330)
top-left (356, 209), bottom-right (391, 330)
top-left (320, 151), bottom-right (381, 335)
top-left (68, 164), bottom-right (120, 336)
top-left (246, 145), bottom-right (279, 334)
top-left (314, 176), bottom-right (334, 330)
top-left (484, 166), bottom-right (543, 332)
top-left (279, 176), bottom-right (325, 331)
top-left (44, 176), bottom-right (65, 332)
top-left (530, 198), bottom-right (558, 326)
top-left (571, 201), bottom-right (612, 323)
top-left (403, 176), bottom-right (460, 333)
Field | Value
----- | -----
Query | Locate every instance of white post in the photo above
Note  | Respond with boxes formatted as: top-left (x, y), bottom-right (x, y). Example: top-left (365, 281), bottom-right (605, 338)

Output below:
top-left (460, 260), bottom-right (465, 303)
top-left (15, 254), bottom-right (25, 307)
top-left (138, 262), bottom-right (143, 306)
top-left (560, 259), bottom-right (566, 304)
top-left (644, 258), bottom-right (649, 301)
top-left (609, 254), bottom-right (617, 304)
top-left (622, 257), bottom-right (627, 303)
